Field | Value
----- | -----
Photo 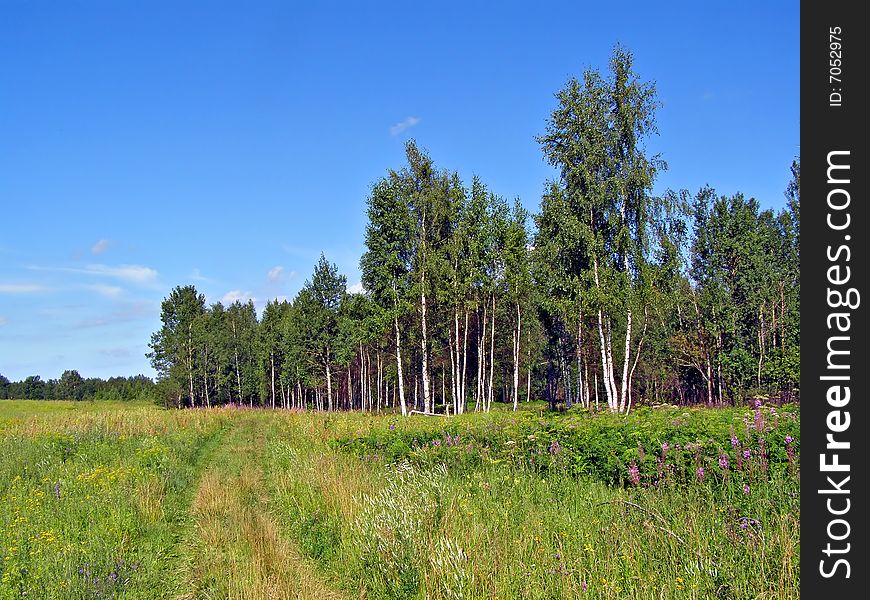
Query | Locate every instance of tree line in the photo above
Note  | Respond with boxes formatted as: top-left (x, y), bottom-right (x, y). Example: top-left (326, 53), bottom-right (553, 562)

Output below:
top-left (0, 371), bottom-right (155, 401)
top-left (148, 46), bottom-right (799, 413)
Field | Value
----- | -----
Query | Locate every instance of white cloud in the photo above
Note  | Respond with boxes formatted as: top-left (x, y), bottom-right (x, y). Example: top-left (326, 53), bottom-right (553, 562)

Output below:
top-left (267, 265), bottom-right (284, 282)
top-left (91, 239), bottom-right (112, 255)
top-left (28, 264), bottom-right (158, 285)
top-left (347, 281), bottom-right (365, 294)
top-left (83, 284), bottom-right (124, 298)
top-left (390, 116), bottom-right (421, 136)
top-left (0, 283), bottom-right (48, 294)
top-left (221, 290), bottom-right (256, 304)
top-left (84, 264), bottom-right (157, 284)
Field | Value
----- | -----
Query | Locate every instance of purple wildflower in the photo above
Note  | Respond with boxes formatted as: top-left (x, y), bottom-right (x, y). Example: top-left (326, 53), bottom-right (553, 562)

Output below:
top-left (432, 438), bottom-right (441, 447)
top-left (54, 482), bottom-right (61, 499)
top-left (754, 408), bottom-right (764, 432)
top-left (549, 439), bottom-right (562, 455)
top-left (389, 424), bottom-right (396, 430)
top-left (718, 454), bottom-right (729, 472)
top-left (695, 466), bottom-right (705, 482)
top-left (582, 581), bottom-right (588, 592)
top-left (730, 434), bottom-right (739, 449)
top-left (785, 435), bottom-right (793, 445)
top-left (754, 398), bottom-right (762, 409)
top-left (661, 441), bottom-right (670, 453)
top-left (743, 484), bottom-right (751, 495)
top-left (629, 460), bottom-right (641, 485)
top-left (743, 449), bottom-right (751, 460)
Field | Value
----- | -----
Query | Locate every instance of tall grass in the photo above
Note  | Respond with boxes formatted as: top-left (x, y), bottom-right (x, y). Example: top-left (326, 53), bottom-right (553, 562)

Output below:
top-left (1, 401), bottom-right (799, 599)
top-left (0, 404), bottom-right (227, 599)
top-left (267, 405), bottom-right (800, 599)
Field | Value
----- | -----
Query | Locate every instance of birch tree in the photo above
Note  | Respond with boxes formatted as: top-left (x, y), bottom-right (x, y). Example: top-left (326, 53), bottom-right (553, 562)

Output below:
top-left (361, 174), bottom-right (413, 416)
top-left (537, 45), bottom-right (664, 413)
top-left (148, 285), bottom-right (206, 407)
top-left (503, 199), bottom-right (531, 411)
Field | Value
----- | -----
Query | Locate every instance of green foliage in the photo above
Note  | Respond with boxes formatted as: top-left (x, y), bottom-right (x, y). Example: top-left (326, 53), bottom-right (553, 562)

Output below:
top-left (283, 406), bottom-right (799, 599)
top-left (335, 404), bottom-right (799, 489)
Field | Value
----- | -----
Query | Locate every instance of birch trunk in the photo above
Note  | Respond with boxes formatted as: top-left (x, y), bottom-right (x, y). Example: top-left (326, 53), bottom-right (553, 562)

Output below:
top-left (476, 305), bottom-right (486, 412)
top-left (461, 311), bottom-right (469, 413)
top-left (377, 351), bottom-right (382, 413)
top-left (487, 293), bottom-right (496, 412)
top-left (394, 316), bottom-right (408, 416)
top-left (450, 308), bottom-right (459, 413)
top-left (420, 269), bottom-right (431, 414)
top-left (592, 255), bottom-right (616, 412)
top-left (619, 304), bottom-right (633, 413)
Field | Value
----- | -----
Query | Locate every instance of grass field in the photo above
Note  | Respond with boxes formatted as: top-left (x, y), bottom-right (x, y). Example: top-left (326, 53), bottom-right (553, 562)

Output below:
top-left (0, 400), bottom-right (799, 599)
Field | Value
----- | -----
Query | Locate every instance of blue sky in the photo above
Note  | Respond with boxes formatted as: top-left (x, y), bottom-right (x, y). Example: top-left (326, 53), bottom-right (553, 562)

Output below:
top-left (0, 1), bottom-right (799, 381)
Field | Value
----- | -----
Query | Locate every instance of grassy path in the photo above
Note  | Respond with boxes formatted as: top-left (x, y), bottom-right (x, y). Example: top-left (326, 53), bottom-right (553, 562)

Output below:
top-left (177, 415), bottom-right (344, 600)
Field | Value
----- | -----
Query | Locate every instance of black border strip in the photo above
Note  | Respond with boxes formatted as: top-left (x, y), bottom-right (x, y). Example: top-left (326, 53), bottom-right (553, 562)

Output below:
top-left (802, 1), bottom-right (869, 595)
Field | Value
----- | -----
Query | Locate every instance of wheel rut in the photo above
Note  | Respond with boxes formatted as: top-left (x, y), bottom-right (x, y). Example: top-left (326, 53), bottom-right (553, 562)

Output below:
top-left (177, 416), bottom-right (345, 600)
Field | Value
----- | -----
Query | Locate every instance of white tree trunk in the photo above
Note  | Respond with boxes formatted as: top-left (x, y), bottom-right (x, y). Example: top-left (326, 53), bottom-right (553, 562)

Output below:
top-left (450, 308), bottom-right (459, 414)
top-left (619, 305), bottom-right (633, 413)
top-left (420, 271), bottom-right (431, 413)
top-left (476, 305), bottom-right (486, 412)
top-left (488, 294), bottom-right (496, 412)
top-left (377, 351), bottom-right (383, 413)
top-left (591, 253), bottom-right (618, 412)
top-left (461, 310), bottom-right (469, 414)
top-left (394, 316), bottom-right (408, 416)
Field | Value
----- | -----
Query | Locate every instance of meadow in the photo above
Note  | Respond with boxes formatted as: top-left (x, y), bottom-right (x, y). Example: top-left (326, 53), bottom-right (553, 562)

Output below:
top-left (0, 400), bottom-right (799, 599)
